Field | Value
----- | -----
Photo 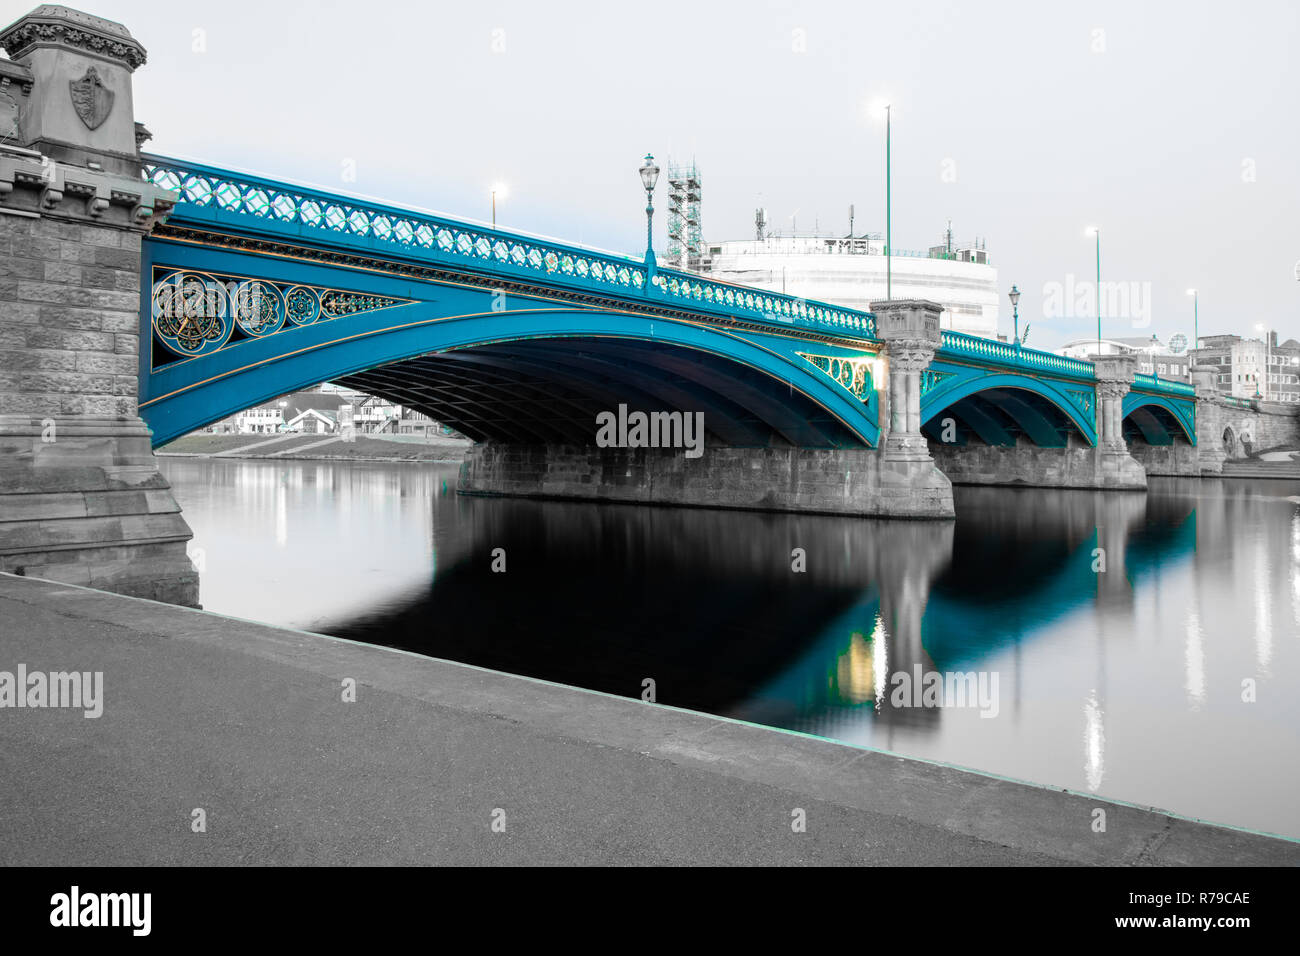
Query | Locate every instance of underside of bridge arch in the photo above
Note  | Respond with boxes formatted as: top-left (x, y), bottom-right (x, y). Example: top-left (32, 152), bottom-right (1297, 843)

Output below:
top-left (1122, 404), bottom-right (1188, 447)
top-left (921, 384), bottom-right (1148, 490)
top-left (333, 337), bottom-right (867, 449)
top-left (1122, 402), bottom-right (1199, 477)
top-left (920, 387), bottom-right (1086, 449)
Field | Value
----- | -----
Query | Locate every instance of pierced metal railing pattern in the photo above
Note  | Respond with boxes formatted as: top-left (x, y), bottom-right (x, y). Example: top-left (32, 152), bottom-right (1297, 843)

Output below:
top-left (649, 270), bottom-right (872, 336)
top-left (141, 155), bottom-right (874, 339)
top-left (1131, 373), bottom-right (1196, 397)
top-left (939, 329), bottom-right (1096, 379)
top-left (1222, 395), bottom-right (1257, 409)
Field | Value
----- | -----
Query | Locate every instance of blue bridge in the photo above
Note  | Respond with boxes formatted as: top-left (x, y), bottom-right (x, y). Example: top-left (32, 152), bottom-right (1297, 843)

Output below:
top-left (0, 2), bottom-right (1236, 608)
top-left (133, 154), bottom-right (1200, 518)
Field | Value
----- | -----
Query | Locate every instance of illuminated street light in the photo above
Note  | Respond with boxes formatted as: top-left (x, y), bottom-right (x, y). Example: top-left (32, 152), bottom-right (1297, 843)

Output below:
top-left (490, 182), bottom-right (508, 228)
top-left (1085, 227), bottom-right (1101, 355)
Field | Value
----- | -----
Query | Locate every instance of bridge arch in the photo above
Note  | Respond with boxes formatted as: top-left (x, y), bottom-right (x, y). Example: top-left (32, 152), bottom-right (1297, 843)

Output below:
top-left (919, 373), bottom-right (1098, 448)
top-left (141, 307), bottom-right (881, 449)
top-left (1121, 393), bottom-right (1196, 447)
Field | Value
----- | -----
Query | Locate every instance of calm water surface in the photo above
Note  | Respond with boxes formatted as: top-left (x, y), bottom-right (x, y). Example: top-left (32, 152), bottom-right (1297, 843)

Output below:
top-left (161, 457), bottom-right (1300, 839)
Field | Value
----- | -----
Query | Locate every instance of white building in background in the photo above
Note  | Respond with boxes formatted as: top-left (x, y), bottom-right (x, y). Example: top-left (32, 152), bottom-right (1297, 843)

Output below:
top-left (1056, 335), bottom-right (1194, 382)
top-left (697, 228), bottom-right (999, 338)
top-left (230, 402), bottom-right (285, 434)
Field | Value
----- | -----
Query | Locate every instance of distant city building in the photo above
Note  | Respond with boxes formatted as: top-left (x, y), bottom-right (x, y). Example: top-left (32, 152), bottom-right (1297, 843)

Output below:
top-left (696, 222), bottom-right (999, 338)
top-left (1190, 333), bottom-right (1300, 403)
top-left (1056, 335), bottom-right (1194, 382)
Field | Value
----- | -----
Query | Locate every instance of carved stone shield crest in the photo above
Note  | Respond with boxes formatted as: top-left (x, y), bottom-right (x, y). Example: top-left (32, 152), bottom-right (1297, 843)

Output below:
top-left (0, 89), bottom-right (18, 144)
top-left (69, 66), bottom-right (114, 130)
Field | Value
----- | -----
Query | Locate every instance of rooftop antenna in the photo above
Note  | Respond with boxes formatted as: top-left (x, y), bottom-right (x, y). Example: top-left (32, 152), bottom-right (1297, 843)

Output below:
top-left (754, 207), bottom-right (767, 240)
top-left (849, 204), bottom-right (855, 238)
top-left (945, 218), bottom-right (953, 255)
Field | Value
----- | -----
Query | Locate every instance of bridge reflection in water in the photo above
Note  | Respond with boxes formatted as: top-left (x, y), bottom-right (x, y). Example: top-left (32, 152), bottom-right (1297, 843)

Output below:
top-left (161, 459), bottom-right (1300, 839)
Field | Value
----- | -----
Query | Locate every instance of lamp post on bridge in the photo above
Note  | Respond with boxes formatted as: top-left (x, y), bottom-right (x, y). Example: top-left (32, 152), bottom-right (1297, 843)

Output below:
top-left (1085, 226), bottom-right (1101, 357)
top-left (885, 103), bottom-right (892, 301)
top-left (1009, 284), bottom-right (1021, 357)
top-left (1255, 322), bottom-right (1272, 402)
top-left (639, 153), bottom-right (660, 289)
top-left (490, 183), bottom-right (507, 229)
top-left (865, 98), bottom-right (892, 300)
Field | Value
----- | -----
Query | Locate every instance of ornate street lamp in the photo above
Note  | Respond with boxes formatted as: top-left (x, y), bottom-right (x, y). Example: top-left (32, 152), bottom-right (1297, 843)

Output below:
top-left (1008, 284), bottom-right (1021, 354)
top-left (639, 153), bottom-right (660, 285)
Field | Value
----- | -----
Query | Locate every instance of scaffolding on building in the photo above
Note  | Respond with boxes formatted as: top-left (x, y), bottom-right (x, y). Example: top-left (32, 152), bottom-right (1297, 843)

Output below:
top-left (666, 161), bottom-right (703, 271)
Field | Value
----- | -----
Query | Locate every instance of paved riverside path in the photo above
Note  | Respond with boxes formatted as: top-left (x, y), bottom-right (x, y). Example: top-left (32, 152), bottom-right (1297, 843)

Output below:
top-left (0, 574), bottom-right (1295, 867)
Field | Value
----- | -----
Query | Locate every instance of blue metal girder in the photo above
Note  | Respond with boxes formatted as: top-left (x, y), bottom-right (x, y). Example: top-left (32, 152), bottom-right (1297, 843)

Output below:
top-left (944, 398), bottom-right (1017, 446)
top-left (1125, 407), bottom-right (1175, 446)
top-left (922, 367), bottom-right (1098, 447)
top-left (395, 345), bottom-right (773, 446)
top-left (343, 358), bottom-right (596, 444)
top-left (140, 236), bottom-right (882, 448)
top-left (987, 392), bottom-right (1071, 448)
top-left (1123, 392), bottom-right (1196, 445)
top-left (141, 154), bottom-right (877, 342)
top-left (445, 342), bottom-right (812, 447)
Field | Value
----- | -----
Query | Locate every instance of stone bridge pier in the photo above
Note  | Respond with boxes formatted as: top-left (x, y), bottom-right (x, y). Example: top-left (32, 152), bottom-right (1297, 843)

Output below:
top-left (1191, 367), bottom-right (1227, 474)
top-left (0, 6), bottom-right (197, 605)
top-left (1091, 355), bottom-right (1148, 489)
top-left (872, 299), bottom-right (956, 517)
top-left (459, 299), bottom-right (957, 519)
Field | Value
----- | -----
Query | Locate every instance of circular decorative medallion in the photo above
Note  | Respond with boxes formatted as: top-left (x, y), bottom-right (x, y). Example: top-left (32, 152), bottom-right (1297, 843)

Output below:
top-left (284, 286), bottom-right (320, 326)
top-left (231, 280), bottom-right (284, 336)
top-left (152, 272), bottom-right (229, 356)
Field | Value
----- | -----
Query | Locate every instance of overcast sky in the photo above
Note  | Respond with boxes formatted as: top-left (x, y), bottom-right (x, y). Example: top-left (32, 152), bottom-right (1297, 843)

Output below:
top-left (8, 0), bottom-right (1296, 349)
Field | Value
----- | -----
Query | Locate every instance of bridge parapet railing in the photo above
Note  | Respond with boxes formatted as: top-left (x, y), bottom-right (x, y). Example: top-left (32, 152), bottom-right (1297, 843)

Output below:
top-left (648, 267), bottom-right (874, 338)
top-left (1131, 373), bottom-right (1196, 398)
top-left (938, 329), bottom-right (1096, 380)
top-left (142, 155), bottom-right (874, 341)
top-left (1221, 395), bottom-right (1258, 409)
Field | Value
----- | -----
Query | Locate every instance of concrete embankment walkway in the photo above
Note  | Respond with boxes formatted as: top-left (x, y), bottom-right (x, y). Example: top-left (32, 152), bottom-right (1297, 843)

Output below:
top-left (0, 572), bottom-right (1294, 866)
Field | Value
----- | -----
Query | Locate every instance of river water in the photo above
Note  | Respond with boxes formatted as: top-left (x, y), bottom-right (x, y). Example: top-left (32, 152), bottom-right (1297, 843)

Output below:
top-left (160, 457), bottom-right (1300, 840)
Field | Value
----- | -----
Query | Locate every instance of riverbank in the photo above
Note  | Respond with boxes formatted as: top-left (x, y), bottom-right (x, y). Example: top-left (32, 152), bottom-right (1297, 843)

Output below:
top-left (158, 432), bottom-right (471, 463)
top-left (1, 570), bottom-right (1294, 866)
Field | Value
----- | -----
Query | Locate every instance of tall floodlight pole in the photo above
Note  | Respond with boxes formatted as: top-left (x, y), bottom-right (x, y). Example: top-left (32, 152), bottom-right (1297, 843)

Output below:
top-left (640, 153), bottom-right (660, 288)
top-left (1255, 322), bottom-right (1271, 401)
top-left (1086, 227), bottom-right (1101, 354)
top-left (490, 183), bottom-right (507, 229)
top-left (885, 104), bottom-right (892, 301)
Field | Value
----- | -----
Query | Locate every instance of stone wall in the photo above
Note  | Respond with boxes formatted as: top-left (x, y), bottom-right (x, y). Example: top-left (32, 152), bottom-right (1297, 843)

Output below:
top-left (1199, 399), bottom-right (1300, 459)
top-left (1127, 440), bottom-right (1199, 476)
top-left (0, 7), bottom-right (198, 606)
top-left (928, 433), bottom-right (1148, 490)
top-left (459, 443), bottom-right (956, 519)
top-left (0, 213), bottom-right (198, 604)
top-left (1, 216), bottom-right (143, 419)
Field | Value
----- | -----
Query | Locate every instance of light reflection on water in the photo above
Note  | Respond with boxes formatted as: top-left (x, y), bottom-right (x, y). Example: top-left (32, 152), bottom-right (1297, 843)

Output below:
top-left (162, 458), bottom-right (1300, 839)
